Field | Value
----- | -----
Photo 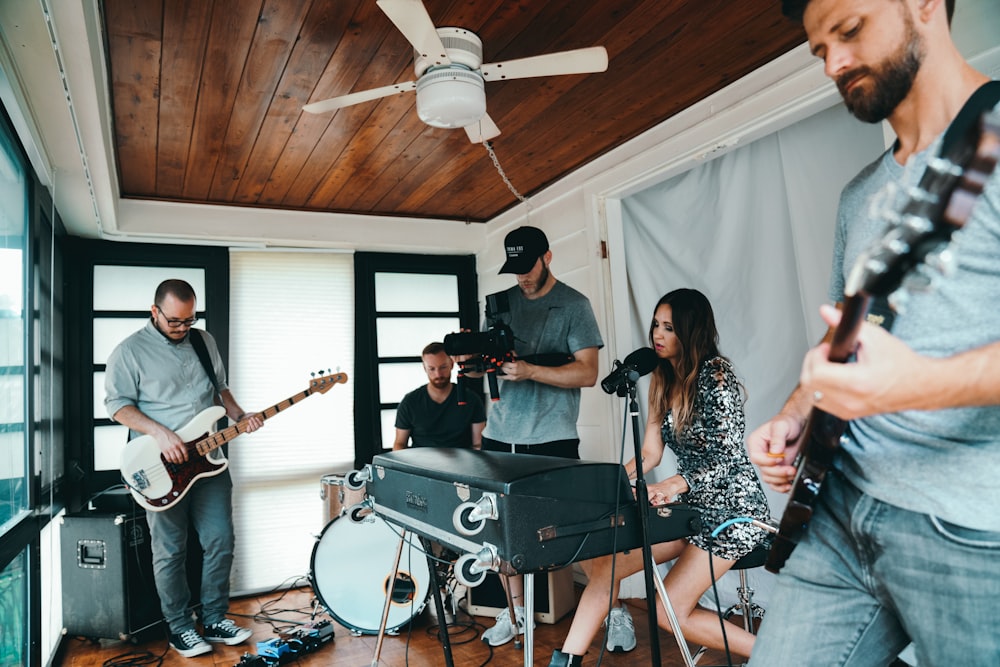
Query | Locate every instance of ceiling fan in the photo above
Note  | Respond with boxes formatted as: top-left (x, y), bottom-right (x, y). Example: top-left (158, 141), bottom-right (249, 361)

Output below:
top-left (303, 0), bottom-right (609, 144)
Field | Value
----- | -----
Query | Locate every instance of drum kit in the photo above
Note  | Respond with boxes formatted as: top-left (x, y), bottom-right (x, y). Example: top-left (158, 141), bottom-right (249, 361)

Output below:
top-left (310, 473), bottom-right (432, 636)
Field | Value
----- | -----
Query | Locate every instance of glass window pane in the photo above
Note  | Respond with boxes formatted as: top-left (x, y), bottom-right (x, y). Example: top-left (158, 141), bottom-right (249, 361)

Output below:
top-left (93, 372), bottom-right (107, 419)
top-left (0, 111), bottom-right (28, 534)
top-left (374, 273), bottom-right (458, 312)
top-left (380, 408), bottom-right (397, 451)
top-left (93, 266), bottom-right (205, 311)
top-left (0, 549), bottom-right (27, 665)
top-left (93, 317), bottom-right (148, 364)
top-left (378, 362), bottom-right (427, 404)
top-left (94, 424), bottom-right (129, 471)
top-left (376, 317), bottom-right (460, 358)
top-left (0, 372), bottom-right (23, 425)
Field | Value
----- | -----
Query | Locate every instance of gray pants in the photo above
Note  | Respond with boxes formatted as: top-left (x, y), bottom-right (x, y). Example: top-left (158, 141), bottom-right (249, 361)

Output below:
top-left (146, 470), bottom-right (235, 633)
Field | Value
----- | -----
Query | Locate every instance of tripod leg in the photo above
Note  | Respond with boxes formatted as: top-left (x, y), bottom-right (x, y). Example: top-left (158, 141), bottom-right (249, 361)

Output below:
top-left (422, 538), bottom-right (455, 667)
top-left (371, 530), bottom-right (407, 667)
top-left (652, 570), bottom-right (698, 667)
top-left (500, 576), bottom-right (524, 650)
top-left (522, 573), bottom-right (535, 667)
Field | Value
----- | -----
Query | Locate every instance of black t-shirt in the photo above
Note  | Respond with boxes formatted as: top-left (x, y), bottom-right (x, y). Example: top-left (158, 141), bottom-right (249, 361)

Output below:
top-left (394, 383), bottom-right (486, 448)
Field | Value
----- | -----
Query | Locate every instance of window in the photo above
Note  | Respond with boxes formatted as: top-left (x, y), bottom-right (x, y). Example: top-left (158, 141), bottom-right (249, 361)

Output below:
top-left (0, 116), bottom-right (28, 532)
top-left (91, 266), bottom-right (208, 472)
top-left (353, 253), bottom-right (479, 464)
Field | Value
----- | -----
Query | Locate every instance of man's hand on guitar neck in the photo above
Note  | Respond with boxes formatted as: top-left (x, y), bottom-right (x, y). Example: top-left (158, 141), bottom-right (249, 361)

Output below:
top-left (801, 304), bottom-right (926, 421)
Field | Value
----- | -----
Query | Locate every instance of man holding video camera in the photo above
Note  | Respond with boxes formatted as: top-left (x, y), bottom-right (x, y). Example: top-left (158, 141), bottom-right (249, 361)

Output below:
top-left (476, 225), bottom-right (604, 646)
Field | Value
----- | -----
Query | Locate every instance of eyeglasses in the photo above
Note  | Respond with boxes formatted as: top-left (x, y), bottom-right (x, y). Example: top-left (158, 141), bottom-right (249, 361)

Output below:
top-left (156, 306), bottom-right (198, 328)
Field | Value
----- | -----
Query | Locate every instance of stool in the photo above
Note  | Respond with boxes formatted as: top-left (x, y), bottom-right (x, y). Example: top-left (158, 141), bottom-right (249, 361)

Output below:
top-left (691, 542), bottom-right (769, 665)
top-left (722, 542), bottom-right (768, 633)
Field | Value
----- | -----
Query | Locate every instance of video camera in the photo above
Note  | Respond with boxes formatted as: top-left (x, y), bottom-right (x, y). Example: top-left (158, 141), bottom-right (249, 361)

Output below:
top-left (443, 292), bottom-right (513, 401)
top-left (443, 292), bottom-right (574, 401)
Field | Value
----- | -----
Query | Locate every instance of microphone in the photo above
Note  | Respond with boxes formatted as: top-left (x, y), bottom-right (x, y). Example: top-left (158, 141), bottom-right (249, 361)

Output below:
top-left (601, 347), bottom-right (659, 396)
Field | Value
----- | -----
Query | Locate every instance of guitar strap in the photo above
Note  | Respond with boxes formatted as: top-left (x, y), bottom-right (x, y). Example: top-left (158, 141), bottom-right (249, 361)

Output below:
top-left (869, 81), bottom-right (1000, 331)
top-left (940, 81), bottom-right (1000, 161)
top-left (188, 328), bottom-right (223, 397)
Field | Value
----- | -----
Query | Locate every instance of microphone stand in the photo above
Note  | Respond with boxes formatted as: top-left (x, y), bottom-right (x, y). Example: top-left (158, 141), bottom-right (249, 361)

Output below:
top-left (624, 376), bottom-right (701, 667)
top-left (623, 376), bottom-right (662, 667)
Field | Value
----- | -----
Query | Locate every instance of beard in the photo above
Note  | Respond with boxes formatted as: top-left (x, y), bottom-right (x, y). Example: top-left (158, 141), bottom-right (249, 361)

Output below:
top-left (429, 377), bottom-right (451, 389)
top-left (836, 15), bottom-right (924, 123)
top-left (520, 262), bottom-right (551, 297)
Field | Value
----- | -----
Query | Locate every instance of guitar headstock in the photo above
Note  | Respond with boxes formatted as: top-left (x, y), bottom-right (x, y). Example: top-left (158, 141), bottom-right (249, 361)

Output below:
top-left (310, 370), bottom-right (349, 394)
top-left (846, 110), bottom-right (1000, 304)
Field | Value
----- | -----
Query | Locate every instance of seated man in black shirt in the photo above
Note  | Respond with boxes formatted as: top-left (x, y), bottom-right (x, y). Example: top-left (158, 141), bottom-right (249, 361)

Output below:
top-left (393, 341), bottom-right (486, 450)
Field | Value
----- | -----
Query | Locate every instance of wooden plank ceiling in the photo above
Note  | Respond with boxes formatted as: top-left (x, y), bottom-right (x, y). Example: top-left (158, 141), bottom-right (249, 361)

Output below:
top-left (103, 0), bottom-right (805, 223)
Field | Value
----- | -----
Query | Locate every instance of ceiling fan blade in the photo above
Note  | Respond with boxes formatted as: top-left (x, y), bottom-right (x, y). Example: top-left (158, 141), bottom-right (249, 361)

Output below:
top-left (376, 0), bottom-right (450, 65)
top-left (464, 113), bottom-right (501, 144)
top-left (303, 81), bottom-right (417, 114)
top-left (480, 46), bottom-right (608, 81)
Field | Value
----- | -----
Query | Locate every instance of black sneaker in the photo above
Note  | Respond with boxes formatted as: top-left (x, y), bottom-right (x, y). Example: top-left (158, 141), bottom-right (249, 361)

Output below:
top-left (203, 618), bottom-right (253, 645)
top-left (169, 628), bottom-right (212, 657)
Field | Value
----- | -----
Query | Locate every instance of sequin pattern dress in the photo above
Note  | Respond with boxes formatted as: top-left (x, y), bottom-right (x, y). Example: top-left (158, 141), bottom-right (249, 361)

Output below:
top-left (661, 357), bottom-right (770, 560)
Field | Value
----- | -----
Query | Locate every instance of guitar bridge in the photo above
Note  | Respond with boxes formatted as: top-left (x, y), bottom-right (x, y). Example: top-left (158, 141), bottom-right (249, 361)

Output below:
top-left (131, 470), bottom-right (150, 491)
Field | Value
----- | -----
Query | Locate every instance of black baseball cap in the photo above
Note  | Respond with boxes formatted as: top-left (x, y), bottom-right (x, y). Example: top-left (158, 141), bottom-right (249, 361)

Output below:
top-left (499, 226), bottom-right (549, 274)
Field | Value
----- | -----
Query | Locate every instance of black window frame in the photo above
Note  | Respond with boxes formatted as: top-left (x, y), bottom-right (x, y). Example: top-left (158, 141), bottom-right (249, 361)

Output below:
top-left (353, 252), bottom-right (479, 467)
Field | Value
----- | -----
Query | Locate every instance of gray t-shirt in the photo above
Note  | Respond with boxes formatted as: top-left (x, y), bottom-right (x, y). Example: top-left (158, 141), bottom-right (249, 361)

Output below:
top-left (105, 321), bottom-right (227, 438)
top-left (829, 107), bottom-right (1000, 531)
top-left (482, 281), bottom-right (604, 445)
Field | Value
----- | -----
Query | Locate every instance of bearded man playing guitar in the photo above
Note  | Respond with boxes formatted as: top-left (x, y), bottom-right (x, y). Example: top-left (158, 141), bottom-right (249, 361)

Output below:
top-left (747, 1), bottom-right (1000, 665)
top-left (105, 279), bottom-right (262, 658)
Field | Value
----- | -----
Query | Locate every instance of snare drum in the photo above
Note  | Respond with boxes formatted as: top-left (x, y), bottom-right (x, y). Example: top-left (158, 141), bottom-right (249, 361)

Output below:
top-left (320, 473), bottom-right (367, 527)
top-left (309, 515), bottom-right (430, 634)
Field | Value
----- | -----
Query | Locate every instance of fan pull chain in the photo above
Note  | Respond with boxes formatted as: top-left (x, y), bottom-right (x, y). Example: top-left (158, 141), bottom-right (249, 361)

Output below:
top-left (484, 141), bottom-right (533, 218)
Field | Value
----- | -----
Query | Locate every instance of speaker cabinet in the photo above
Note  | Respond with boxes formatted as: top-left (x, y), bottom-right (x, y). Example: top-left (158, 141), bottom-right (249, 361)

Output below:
top-left (466, 568), bottom-right (576, 624)
top-left (60, 512), bottom-right (163, 641)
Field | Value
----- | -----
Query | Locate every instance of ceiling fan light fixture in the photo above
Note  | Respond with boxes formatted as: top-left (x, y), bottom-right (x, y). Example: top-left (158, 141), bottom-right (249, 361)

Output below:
top-left (415, 69), bottom-right (486, 128)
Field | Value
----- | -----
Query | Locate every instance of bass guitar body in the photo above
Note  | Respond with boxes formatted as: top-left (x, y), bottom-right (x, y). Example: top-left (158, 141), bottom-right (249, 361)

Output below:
top-left (120, 405), bottom-right (229, 511)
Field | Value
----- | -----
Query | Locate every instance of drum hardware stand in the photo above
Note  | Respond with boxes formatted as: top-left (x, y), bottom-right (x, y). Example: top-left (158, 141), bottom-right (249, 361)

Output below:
top-left (620, 376), bottom-right (699, 667)
top-left (370, 528), bottom-right (455, 667)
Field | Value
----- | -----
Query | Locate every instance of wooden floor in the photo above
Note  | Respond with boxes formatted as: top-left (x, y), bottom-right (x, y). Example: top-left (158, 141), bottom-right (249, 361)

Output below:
top-left (55, 584), bottom-right (748, 667)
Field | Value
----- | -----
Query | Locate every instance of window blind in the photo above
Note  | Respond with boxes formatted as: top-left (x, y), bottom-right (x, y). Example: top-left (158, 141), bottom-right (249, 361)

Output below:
top-left (228, 250), bottom-right (354, 594)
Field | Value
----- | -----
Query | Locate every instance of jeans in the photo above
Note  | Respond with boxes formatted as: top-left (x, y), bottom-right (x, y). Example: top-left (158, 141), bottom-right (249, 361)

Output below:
top-left (146, 470), bottom-right (235, 633)
top-left (749, 470), bottom-right (1000, 667)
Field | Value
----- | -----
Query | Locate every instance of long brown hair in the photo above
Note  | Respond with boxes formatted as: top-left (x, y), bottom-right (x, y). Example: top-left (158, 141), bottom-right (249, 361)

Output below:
top-left (647, 288), bottom-right (728, 434)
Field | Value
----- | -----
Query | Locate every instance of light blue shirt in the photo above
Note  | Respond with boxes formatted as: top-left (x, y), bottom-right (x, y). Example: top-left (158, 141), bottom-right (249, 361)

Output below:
top-left (105, 320), bottom-right (228, 438)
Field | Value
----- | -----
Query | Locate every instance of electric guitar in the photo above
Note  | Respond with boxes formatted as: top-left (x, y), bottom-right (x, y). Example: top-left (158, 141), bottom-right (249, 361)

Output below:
top-left (120, 371), bottom-right (348, 512)
top-left (766, 110), bottom-right (1000, 573)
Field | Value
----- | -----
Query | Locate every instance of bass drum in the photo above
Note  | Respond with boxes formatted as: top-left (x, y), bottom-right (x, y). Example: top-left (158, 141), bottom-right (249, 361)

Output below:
top-left (310, 515), bottom-right (430, 635)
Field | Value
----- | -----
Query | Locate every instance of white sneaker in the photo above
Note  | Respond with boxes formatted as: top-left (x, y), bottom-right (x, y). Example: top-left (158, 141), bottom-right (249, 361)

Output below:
top-left (481, 605), bottom-right (532, 646)
top-left (605, 605), bottom-right (636, 653)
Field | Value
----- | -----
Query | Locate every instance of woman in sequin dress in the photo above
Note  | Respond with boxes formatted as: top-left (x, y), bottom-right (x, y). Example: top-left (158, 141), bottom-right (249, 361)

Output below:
top-left (550, 288), bottom-right (770, 666)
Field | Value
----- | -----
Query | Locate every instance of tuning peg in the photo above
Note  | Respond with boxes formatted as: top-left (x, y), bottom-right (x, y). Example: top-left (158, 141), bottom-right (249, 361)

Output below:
top-left (867, 181), bottom-right (902, 222)
top-left (924, 245), bottom-right (957, 277)
top-left (888, 288), bottom-right (909, 314)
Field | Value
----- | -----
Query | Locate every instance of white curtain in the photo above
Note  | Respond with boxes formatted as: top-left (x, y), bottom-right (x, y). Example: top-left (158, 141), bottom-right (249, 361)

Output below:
top-left (228, 250), bottom-right (355, 594)
top-left (615, 104), bottom-right (886, 605)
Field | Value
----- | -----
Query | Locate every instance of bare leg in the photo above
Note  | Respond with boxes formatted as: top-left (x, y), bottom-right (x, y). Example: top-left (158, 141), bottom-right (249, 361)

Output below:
top-left (562, 541), bottom-right (685, 656)
top-left (656, 544), bottom-right (755, 658)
